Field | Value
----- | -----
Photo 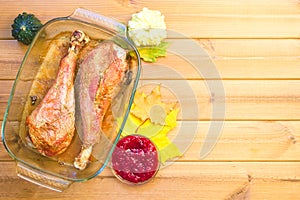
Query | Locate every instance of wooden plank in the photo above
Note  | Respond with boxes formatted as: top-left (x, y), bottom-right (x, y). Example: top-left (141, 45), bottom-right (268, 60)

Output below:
top-left (135, 80), bottom-right (300, 120)
top-left (166, 15), bottom-right (300, 38)
top-left (149, 39), bottom-right (300, 79)
top-left (7, 56), bottom-right (300, 80)
top-left (1, 80), bottom-right (300, 121)
top-left (144, 57), bottom-right (300, 80)
top-left (3, 0), bottom-right (300, 16)
top-left (0, 80), bottom-right (13, 100)
top-left (197, 39), bottom-right (300, 57)
top-left (2, 15), bottom-right (300, 39)
top-left (250, 180), bottom-right (300, 200)
top-left (2, 158), bottom-right (300, 180)
top-left (1, 120), bottom-right (300, 161)
top-left (1, 161), bottom-right (300, 199)
top-left (1, 39), bottom-right (300, 80)
top-left (0, 161), bottom-right (250, 199)
top-left (173, 121), bottom-right (300, 161)
top-left (1, 0), bottom-right (300, 38)
top-left (134, 0), bottom-right (300, 15)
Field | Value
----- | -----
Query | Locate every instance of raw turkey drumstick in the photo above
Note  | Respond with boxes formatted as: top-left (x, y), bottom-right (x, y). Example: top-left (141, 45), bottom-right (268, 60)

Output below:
top-left (26, 30), bottom-right (89, 156)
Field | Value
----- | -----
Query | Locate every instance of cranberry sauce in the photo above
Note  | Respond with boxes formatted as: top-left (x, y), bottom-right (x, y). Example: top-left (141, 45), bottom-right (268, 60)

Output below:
top-left (112, 135), bottom-right (159, 184)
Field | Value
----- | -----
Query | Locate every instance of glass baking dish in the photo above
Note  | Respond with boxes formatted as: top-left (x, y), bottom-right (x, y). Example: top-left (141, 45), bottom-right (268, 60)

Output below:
top-left (1, 8), bottom-right (141, 191)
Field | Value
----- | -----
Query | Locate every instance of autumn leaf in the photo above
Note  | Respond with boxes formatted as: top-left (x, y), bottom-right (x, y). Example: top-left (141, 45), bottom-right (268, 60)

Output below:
top-left (120, 109), bottom-right (182, 164)
top-left (118, 85), bottom-right (182, 164)
top-left (130, 85), bottom-right (177, 125)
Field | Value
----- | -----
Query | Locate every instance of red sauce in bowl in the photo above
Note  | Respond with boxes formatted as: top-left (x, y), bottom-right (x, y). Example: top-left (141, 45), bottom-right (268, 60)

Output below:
top-left (111, 135), bottom-right (159, 184)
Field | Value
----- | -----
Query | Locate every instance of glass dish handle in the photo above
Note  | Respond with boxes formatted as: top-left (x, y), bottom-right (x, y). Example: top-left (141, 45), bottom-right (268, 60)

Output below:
top-left (16, 162), bottom-right (72, 192)
top-left (69, 8), bottom-right (127, 38)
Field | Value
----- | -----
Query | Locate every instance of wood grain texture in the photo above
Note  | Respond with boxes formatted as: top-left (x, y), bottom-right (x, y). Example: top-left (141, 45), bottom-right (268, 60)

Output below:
top-left (1, 121), bottom-right (300, 161)
top-left (1, 0), bottom-right (300, 198)
top-left (1, 39), bottom-right (300, 80)
top-left (1, 80), bottom-right (300, 121)
top-left (0, 162), bottom-right (249, 200)
top-left (0, 161), bottom-right (300, 199)
top-left (1, 0), bottom-right (300, 38)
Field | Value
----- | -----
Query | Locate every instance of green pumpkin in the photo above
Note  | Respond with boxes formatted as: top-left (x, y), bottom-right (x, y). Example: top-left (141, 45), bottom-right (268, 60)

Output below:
top-left (11, 12), bottom-right (43, 45)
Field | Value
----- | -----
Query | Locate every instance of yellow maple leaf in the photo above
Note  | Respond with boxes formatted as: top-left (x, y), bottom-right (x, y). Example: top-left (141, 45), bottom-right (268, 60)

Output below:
top-left (130, 85), bottom-right (177, 125)
top-left (120, 109), bottom-right (182, 164)
top-left (118, 85), bottom-right (182, 164)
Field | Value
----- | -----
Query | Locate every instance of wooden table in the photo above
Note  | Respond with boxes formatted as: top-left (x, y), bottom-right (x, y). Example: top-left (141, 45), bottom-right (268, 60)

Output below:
top-left (1, 0), bottom-right (300, 199)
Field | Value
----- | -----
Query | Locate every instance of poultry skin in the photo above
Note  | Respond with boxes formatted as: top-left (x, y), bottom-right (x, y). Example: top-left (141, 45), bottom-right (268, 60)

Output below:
top-left (26, 30), bottom-right (89, 156)
top-left (74, 41), bottom-right (129, 170)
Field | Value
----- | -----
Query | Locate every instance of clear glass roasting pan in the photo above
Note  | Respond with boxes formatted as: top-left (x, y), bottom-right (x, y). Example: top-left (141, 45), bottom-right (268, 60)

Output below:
top-left (1, 8), bottom-right (141, 191)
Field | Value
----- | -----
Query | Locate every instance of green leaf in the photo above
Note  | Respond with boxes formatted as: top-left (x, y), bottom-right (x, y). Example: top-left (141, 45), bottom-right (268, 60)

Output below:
top-left (137, 42), bottom-right (170, 62)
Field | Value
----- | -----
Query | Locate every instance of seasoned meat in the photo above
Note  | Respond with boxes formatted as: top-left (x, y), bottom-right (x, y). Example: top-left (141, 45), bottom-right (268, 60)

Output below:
top-left (74, 41), bottom-right (129, 170)
top-left (26, 30), bottom-right (89, 156)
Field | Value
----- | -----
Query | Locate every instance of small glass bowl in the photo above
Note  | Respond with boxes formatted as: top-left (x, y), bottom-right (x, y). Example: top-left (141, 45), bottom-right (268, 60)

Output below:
top-left (111, 135), bottom-right (160, 185)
